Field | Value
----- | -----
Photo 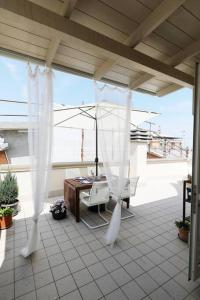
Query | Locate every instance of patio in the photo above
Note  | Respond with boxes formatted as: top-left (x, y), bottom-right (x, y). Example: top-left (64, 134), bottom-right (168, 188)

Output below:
top-left (1, 177), bottom-right (199, 300)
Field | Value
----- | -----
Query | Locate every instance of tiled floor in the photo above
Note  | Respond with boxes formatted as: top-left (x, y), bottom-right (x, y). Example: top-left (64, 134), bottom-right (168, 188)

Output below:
top-left (1, 178), bottom-right (200, 300)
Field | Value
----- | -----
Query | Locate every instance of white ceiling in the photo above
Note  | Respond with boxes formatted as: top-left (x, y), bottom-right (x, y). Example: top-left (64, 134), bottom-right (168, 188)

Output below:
top-left (0, 0), bottom-right (198, 96)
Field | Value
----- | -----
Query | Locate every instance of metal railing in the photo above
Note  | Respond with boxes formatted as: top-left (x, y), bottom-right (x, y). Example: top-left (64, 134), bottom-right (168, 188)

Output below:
top-left (147, 129), bottom-right (190, 160)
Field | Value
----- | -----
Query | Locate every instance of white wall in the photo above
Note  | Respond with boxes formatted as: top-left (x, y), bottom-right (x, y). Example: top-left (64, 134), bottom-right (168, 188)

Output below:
top-left (0, 159), bottom-right (191, 200)
top-left (145, 159), bottom-right (190, 180)
top-left (129, 140), bottom-right (147, 180)
top-left (0, 162), bottom-right (102, 198)
top-left (129, 140), bottom-right (191, 182)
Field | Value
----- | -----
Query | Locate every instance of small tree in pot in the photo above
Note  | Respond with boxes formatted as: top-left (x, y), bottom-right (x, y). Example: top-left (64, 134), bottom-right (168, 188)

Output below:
top-left (0, 172), bottom-right (19, 215)
top-left (175, 220), bottom-right (190, 242)
top-left (0, 207), bottom-right (13, 229)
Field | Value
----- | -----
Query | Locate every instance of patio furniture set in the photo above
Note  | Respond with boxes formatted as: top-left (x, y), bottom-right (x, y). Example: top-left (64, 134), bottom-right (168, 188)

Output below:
top-left (64, 176), bottom-right (139, 229)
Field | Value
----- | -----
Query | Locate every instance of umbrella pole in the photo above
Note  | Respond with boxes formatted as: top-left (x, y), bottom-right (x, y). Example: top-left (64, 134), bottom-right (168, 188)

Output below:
top-left (95, 117), bottom-right (98, 177)
top-left (81, 128), bottom-right (84, 161)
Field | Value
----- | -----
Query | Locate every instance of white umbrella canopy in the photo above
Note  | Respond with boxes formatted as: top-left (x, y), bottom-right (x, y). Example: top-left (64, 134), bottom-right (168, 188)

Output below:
top-left (54, 103), bottom-right (159, 129)
top-left (54, 103), bottom-right (159, 175)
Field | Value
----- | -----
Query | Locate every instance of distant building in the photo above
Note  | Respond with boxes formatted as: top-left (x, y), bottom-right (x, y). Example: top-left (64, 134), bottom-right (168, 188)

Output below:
top-left (0, 122), bottom-right (189, 165)
top-left (131, 129), bottom-right (189, 160)
top-left (0, 123), bottom-right (28, 164)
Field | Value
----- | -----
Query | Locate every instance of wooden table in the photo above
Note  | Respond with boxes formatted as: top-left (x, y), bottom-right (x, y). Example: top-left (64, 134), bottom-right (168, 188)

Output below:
top-left (183, 179), bottom-right (192, 223)
top-left (64, 178), bottom-right (92, 222)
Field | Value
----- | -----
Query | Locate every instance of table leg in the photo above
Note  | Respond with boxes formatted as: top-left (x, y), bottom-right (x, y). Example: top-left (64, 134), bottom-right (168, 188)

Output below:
top-left (123, 198), bottom-right (129, 209)
top-left (127, 198), bottom-right (130, 209)
top-left (75, 189), bottom-right (80, 222)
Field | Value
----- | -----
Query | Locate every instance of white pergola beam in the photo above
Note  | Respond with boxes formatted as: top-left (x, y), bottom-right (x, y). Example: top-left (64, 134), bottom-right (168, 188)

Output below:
top-left (46, 36), bottom-right (61, 67)
top-left (61, 0), bottom-right (77, 17)
top-left (126, 0), bottom-right (185, 48)
top-left (27, 0), bottom-right (63, 14)
top-left (157, 83), bottom-right (183, 96)
top-left (46, 0), bottom-right (77, 67)
top-left (129, 38), bottom-right (200, 91)
top-left (94, 58), bottom-right (116, 81)
top-left (94, 0), bottom-right (185, 80)
top-left (129, 73), bottom-right (154, 90)
top-left (169, 39), bottom-right (200, 67)
top-left (0, 0), bottom-right (193, 87)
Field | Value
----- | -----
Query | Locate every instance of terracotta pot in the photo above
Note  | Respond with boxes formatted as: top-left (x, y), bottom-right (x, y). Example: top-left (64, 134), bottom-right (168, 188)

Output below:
top-left (178, 227), bottom-right (189, 242)
top-left (0, 215), bottom-right (13, 230)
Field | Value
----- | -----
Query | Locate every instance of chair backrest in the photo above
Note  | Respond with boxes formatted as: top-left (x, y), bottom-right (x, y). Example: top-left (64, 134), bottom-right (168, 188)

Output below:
top-left (129, 176), bottom-right (139, 196)
top-left (87, 166), bottom-right (96, 177)
top-left (121, 176), bottom-right (139, 198)
top-left (89, 181), bottom-right (109, 204)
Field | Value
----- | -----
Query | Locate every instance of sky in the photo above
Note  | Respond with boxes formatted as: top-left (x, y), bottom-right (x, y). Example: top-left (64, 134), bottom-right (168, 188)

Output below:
top-left (0, 55), bottom-right (193, 147)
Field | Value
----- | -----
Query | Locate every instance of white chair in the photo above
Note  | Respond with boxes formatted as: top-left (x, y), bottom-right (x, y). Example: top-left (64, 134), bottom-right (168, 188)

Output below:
top-left (121, 177), bottom-right (139, 202)
top-left (80, 181), bottom-right (109, 229)
top-left (87, 166), bottom-right (96, 177)
top-left (110, 176), bottom-right (139, 220)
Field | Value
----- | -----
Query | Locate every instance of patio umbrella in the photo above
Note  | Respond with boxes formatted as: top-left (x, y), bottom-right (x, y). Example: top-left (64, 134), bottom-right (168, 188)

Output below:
top-left (54, 103), bottom-right (159, 176)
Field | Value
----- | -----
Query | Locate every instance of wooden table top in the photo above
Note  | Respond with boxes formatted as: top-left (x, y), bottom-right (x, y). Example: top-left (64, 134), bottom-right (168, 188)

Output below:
top-left (64, 176), bottom-right (107, 190)
top-left (64, 178), bottom-right (92, 189)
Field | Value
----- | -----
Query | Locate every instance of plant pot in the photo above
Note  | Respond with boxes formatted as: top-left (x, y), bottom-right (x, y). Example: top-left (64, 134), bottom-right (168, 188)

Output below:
top-left (1, 199), bottom-right (19, 216)
top-left (178, 227), bottom-right (189, 242)
top-left (0, 215), bottom-right (13, 229)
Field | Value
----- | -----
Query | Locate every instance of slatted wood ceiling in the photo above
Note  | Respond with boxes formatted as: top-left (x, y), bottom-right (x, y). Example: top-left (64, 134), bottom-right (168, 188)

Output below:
top-left (0, 0), bottom-right (199, 96)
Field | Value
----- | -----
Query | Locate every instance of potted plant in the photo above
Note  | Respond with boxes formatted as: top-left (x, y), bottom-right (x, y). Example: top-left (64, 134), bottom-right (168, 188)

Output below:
top-left (175, 220), bottom-right (190, 242)
top-left (0, 207), bottom-right (13, 229)
top-left (0, 172), bottom-right (19, 215)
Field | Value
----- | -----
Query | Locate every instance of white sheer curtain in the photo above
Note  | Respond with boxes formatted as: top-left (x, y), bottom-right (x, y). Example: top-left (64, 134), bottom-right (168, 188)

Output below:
top-left (95, 83), bottom-right (131, 245)
top-left (21, 66), bottom-right (53, 257)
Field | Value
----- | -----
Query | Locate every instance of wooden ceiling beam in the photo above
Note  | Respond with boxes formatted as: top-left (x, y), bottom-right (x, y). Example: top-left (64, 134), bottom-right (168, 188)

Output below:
top-left (129, 38), bottom-right (200, 93)
top-left (126, 0), bottom-right (185, 48)
top-left (156, 83), bottom-right (183, 96)
top-left (169, 39), bottom-right (200, 67)
top-left (46, 0), bottom-right (77, 67)
top-left (94, 0), bottom-right (186, 80)
top-left (129, 73), bottom-right (153, 90)
top-left (46, 36), bottom-right (61, 67)
top-left (93, 58), bottom-right (116, 82)
top-left (0, 0), bottom-right (193, 87)
top-left (61, 0), bottom-right (77, 18)
top-left (26, 0), bottom-right (63, 14)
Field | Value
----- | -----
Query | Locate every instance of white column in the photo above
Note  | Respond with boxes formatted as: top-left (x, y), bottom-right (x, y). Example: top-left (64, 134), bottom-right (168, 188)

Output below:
top-left (129, 140), bottom-right (147, 181)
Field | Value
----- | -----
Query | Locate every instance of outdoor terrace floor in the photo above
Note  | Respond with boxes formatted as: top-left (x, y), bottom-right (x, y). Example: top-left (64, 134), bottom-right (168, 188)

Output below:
top-left (1, 177), bottom-right (200, 300)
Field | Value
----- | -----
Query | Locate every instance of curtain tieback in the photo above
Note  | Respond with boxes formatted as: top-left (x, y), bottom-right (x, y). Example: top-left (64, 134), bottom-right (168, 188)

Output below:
top-left (33, 218), bottom-right (39, 223)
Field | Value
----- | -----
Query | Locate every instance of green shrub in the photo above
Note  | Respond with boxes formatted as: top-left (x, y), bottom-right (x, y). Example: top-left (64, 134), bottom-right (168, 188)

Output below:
top-left (0, 172), bottom-right (18, 205)
top-left (0, 207), bottom-right (13, 217)
top-left (175, 220), bottom-right (190, 231)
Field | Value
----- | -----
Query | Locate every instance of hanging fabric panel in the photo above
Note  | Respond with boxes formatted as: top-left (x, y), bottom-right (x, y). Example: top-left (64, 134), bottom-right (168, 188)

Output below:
top-left (21, 66), bottom-right (53, 257)
top-left (95, 82), bottom-right (131, 245)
